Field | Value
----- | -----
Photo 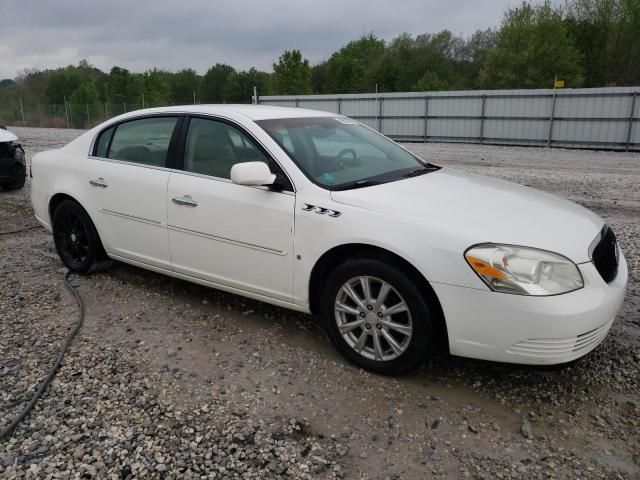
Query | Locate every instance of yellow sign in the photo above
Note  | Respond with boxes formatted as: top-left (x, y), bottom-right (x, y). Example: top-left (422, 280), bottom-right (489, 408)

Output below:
top-left (554, 79), bottom-right (565, 88)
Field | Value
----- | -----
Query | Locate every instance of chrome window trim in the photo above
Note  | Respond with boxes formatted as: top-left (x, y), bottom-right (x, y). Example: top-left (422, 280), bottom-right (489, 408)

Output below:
top-left (170, 168), bottom-right (296, 196)
top-left (88, 111), bottom-right (188, 155)
top-left (86, 155), bottom-right (175, 173)
top-left (84, 156), bottom-right (295, 197)
top-left (88, 110), bottom-right (297, 194)
top-left (184, 113), bottom-right (297, 193)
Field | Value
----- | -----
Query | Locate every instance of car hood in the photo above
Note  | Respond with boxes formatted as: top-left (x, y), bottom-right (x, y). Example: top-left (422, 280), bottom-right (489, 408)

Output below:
top-left (330, 168), bottom-right (603, 263)
top-left (0, 129), bottom-right (18, 143)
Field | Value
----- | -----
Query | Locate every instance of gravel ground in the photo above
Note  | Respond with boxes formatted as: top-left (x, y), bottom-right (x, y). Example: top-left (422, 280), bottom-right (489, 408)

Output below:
top-left (1, 127), bottom-right (639, 479)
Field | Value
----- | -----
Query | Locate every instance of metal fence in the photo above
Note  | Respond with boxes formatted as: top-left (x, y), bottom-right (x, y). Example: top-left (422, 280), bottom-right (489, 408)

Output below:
top-left (257, 87), bottom-right (640, 152)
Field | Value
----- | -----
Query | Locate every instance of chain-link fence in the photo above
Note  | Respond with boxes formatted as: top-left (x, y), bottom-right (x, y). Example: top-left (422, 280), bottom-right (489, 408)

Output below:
top-left (0, 102), bottom-right (161, 129)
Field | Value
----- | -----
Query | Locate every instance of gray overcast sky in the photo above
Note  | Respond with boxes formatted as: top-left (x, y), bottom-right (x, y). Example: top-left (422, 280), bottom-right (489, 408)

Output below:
top-left (0, 0), bottom-right (517, 79)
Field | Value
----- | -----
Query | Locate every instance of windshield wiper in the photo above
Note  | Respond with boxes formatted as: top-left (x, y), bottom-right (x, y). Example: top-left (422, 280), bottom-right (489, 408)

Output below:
top-left (403, 165), bottom-right (440, 178)
top-left (333, 180), bottom-right (382, 191)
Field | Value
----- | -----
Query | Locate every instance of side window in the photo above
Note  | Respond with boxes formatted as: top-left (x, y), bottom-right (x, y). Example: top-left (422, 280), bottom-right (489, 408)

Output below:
top-left (108, 117), bottom-right (178, 167)
top-left (184, 118), bottom-right (270, 179)
top-left (94, 126), bottom-right (114, 158)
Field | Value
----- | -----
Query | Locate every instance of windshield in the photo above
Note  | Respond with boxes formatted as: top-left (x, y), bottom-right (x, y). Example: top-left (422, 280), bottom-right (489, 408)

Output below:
top-left (256, 117), bottom-right (438, 190)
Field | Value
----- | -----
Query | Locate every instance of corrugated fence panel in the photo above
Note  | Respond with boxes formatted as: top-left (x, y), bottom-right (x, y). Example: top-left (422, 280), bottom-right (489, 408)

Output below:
top-left (341, 99), bottom-right (378, 118)
top-left (258, 87), bottom-right (640, 151)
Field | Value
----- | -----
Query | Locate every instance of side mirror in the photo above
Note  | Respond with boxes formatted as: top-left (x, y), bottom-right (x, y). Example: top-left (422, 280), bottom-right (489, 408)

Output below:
top-left (230, 161), bottom-right (276, 186)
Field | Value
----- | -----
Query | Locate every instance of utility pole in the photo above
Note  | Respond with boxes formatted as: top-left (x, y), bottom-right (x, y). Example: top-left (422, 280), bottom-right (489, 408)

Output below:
top-left (253, 86), bottom-right (258, 104)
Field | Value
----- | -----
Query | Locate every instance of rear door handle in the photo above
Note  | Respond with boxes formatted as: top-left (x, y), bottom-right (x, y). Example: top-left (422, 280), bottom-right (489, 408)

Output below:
top-left (89, 178), bottom-right (108, 188)
top-left (172, 195), bottom-right (198, 207)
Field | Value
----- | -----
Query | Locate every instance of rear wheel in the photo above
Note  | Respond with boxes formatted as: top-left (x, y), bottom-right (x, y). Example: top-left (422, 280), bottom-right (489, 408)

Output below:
top-left (52, 199), bottom-right (112, 274)
top-left (322, 258), bottom-right (432, 375)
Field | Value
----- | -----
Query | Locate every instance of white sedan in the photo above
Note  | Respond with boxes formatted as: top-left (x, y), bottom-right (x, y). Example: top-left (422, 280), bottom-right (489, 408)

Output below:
top-left (31, 105), bottom-right (627, 374)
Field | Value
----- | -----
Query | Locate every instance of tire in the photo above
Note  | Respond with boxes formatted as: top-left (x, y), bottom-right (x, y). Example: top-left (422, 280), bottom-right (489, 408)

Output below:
top-left (321, 258), bottom-right (432, 375)
top-left (52, 199), bottom-right (113, 274)
top-left (1, 164), bottom-right (25, 191)
top-left (2, 177), bottom-right (25, 191)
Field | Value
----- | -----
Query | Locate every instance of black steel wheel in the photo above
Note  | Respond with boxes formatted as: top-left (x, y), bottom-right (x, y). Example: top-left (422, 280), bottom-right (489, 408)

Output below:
top-left (52, 199), bottom-right (112, 274)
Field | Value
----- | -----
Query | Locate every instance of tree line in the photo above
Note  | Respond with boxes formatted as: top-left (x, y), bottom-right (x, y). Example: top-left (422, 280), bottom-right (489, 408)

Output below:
top-left (1, 0), bottom-right (638, 113)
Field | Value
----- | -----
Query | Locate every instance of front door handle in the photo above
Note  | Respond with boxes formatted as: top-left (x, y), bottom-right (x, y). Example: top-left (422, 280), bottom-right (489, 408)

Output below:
top-left (89, 177), bottom-right (108, 188)
top-left (172, 195), bottom-right (198, 207)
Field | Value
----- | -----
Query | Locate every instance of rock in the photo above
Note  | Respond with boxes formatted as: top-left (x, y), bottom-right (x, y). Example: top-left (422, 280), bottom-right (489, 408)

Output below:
top-left (521, 418), bottom-right (534, 439)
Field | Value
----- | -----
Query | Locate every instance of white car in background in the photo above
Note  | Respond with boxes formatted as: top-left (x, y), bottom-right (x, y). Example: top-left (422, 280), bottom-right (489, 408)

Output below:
top-left (30, 105), bottom-right (627, 374)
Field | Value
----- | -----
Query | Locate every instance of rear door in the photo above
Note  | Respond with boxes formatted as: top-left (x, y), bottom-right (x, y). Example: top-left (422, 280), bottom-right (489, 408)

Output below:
top-left (167, 116), bottom-right (296, 301)
top-left (86, 115), bottom-right (181, 269)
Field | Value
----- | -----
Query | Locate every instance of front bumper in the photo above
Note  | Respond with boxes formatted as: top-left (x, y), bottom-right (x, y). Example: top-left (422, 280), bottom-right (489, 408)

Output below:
top-left (0, 157), bottom-right (21, 181)
top-left (433, 251), bottom-right (628, 365)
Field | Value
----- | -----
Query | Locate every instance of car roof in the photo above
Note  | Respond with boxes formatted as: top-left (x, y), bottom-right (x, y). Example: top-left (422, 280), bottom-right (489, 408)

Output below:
top-left (115, 104), bottom-right (337, 122)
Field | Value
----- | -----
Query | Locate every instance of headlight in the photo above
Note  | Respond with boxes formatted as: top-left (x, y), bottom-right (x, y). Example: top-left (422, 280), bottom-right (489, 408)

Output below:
top-left (465, 244), bottom-right (583, 296)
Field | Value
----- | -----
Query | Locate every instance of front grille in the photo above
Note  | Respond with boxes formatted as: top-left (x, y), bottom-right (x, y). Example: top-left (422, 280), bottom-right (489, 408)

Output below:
top-left (590, 226), bottom-right (619, 283)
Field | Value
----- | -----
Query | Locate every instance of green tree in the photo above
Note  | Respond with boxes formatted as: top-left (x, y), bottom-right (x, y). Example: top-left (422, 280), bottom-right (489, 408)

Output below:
top-left (223, 68), bottom-right (271, 103)
top-left (141, 69), bottom-right (171, 106)
top-left (458, 29), bottom-right (498, 88)
top-left (68, 81), bottom-right (102, 128)
top-left (200, 64), bottom-right (236, 102)
top-left (106, 66), bottom-right (139, 105)
top-left (310, 63), bottom-right (329, 94)
top-left (170, 68), bottom-right (201, 104)
top-left (325, 34), bottom-right (386, 93)
top-left (412, 71), bottom-right (449, 91)
top-left (272, 50), bottom-right (312, 95)
top-left (480, 1), bottom-right (584, 88)
top-left (566, 0), bottom-right (640, 86)
top-left (46, 67), bottom-right (83, 103)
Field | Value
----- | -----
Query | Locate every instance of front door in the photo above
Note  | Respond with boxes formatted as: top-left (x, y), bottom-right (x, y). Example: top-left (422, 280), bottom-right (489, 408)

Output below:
top-left (167, 116), bottom-right (295, 301)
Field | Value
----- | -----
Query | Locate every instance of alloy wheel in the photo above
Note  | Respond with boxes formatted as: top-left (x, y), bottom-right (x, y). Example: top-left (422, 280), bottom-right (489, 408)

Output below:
top-left (334, 276), bottom-right (413, 361)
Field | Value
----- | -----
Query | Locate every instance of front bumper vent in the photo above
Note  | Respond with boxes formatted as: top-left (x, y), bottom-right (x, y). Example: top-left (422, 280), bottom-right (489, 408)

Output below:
top-left (506, 321), bottom-right (612, 359)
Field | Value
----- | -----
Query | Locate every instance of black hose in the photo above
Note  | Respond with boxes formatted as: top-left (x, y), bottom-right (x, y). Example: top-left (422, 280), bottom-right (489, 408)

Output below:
top-left (0, 225), bottom-right (40, 236)
top-left (0, 270), bottom-right (84, 441)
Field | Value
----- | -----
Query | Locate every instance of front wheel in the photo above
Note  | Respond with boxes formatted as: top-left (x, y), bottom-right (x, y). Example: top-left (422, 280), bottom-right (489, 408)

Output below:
top-left (52, 199), bottom-right (112, 274)
top-left (321, 258), bottom-right (433, 375)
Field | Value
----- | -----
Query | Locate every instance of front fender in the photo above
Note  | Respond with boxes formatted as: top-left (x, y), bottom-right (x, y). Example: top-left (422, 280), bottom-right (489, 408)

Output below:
top-left (292, 200), bottom-right (488, 308)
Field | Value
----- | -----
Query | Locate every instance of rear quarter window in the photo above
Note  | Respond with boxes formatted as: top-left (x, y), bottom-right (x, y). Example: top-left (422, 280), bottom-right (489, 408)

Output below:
top-left (94, 126), bottom-right (114, 158)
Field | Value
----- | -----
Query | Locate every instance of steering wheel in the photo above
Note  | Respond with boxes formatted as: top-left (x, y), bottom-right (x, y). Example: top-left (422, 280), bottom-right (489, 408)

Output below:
top-left (330, 148), bottom-right (359, 170)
